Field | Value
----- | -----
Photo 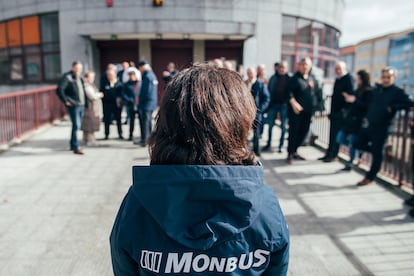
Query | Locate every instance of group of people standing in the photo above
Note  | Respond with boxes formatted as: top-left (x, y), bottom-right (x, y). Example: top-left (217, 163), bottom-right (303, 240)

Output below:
top-left (319, 64), bottom-right (412, 186)
top-left (244, 58), bottom-right (323, 160)
top-left (253, 57), bottom-right (413, 188)
top-left (56, 59), bottom-right (169, 155)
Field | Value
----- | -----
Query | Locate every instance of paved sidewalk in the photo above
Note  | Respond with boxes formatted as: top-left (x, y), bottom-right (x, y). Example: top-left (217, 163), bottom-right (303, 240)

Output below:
top-left (0, 120), bottom-right (413, 276)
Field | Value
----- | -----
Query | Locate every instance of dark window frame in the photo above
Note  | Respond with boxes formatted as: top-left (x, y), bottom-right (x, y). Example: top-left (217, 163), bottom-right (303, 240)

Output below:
top-left (0, 12), bottom-right (60, 85)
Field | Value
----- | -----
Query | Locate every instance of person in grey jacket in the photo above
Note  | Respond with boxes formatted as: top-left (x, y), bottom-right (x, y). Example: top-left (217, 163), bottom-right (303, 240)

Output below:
top-left (136, 60), bottom-right (158, 146)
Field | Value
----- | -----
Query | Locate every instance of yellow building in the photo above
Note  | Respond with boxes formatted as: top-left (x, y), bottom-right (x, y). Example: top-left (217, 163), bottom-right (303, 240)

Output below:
top-left (355, 28), bottom-right (414, 82)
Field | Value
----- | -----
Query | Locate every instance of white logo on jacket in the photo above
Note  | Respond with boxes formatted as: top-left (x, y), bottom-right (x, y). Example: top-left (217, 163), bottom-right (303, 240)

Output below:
top-left (140, 249), bottom-right (270, 274)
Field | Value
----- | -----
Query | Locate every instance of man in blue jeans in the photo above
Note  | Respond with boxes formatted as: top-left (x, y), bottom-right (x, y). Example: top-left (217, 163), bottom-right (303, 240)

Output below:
top-left (56, 61), bottom-right (87, 155)
top-left (263, 61), bottom-right (290, 153)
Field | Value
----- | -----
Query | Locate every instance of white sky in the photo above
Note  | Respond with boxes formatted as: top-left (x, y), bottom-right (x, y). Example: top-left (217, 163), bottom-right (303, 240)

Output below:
top-left (340, 0), bottom-right (414, 46)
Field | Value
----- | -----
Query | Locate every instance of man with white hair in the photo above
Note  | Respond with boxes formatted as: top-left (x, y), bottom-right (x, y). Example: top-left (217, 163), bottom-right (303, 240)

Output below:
top-left (319, 61), bottom-right (355, 162)
top-left (245, 67), bottom-right (270, 157)
top-left (136, 60), bottom-right (158, 146)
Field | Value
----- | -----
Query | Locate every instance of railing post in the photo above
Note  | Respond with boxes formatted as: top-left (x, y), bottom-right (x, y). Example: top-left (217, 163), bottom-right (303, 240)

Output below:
top-left (15, 96), bottom-right (21, 138)
top-left (398, 110), bottom-right (409, 187)
top-left (49, 90), bottom-right (54, 122)
top-left (34, 92), bottom-right (40, 128)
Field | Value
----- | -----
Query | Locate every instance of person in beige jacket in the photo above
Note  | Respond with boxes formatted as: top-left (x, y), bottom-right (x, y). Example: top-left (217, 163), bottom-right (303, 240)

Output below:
top-left (81, 71), bottom-right (103, 146)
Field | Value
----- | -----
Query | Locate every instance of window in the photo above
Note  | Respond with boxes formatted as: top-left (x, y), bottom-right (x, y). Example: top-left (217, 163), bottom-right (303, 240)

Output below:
top-left (281, 15), bottom-right (340, 79)
top-left (282, 16), bottom-right (296, 42)
top-left (297, 18), bottom-right (311, 44)
top-left (26, 54), bottom-right (42, 81)
top-left (10, 57), bottom-right (23, 80)
top-left (43, 54), bottom-right (61, 81)
top-left (0, 49), bottom-right (8, 81)
top-left (0, 13), bottom-right (60, 84)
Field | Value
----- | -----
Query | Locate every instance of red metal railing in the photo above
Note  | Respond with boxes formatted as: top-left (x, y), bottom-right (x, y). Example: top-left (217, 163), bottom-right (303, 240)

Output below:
top-left (0, 86), bottom-right (66, 145)
top-left (311, 96), bottom-right (413, 190)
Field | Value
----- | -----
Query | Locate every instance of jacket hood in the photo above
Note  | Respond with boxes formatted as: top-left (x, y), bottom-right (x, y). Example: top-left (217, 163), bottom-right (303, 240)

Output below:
top-left (131, 165), bottom-right (265, 250)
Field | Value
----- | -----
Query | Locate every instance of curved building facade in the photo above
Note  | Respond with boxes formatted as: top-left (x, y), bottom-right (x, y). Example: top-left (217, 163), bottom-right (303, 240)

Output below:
top-left (0, 0), bottom-right (344, 91)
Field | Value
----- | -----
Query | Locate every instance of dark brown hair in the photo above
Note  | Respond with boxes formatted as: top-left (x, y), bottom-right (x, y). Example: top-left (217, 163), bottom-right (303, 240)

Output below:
top-left (149, 64), bottom-right (256, 165)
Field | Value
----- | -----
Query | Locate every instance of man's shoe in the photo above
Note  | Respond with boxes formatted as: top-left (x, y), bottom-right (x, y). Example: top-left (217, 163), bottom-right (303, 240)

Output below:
top-left (104, 135), bottom-right (109, 140)
top-left (357, 178), bottom-right (373, 186)
top-left (118, 135), bottom-right (124, 140)
top-left (73, 148), bottom-right (84, 155)
top-left (278, 148), bottom-right (284, 153)
top-left (404, 196), bottom-right (414, 207)
top-left (128, 136), bottom-right (133, 141)
top-left (339, 165), bottom-right (351, 172)
top-left (287, 155), bottom-right (293, 165)
top-left (293, 153), bottom-right (306, 160)
top-left (317, 156), bottom-right (328, 161)
top-left (262, 145), bottom-right (271, 152)
top-left (323, 157), bottom-right (336, 163)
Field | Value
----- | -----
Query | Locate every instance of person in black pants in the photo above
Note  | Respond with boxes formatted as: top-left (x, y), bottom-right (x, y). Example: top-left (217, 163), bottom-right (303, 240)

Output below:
top-left (121, 69), bottom-right (139, 141)
top-left (344, 67), bottom-right (413, 186)
top-left (286, 57), bottom-right (316, 164)
top-left (101, 68), bottom-right (124, 140)
top-left (336, 70), bottom-right (372, 172)
top-left (319, 61), bottom-right (355, 162)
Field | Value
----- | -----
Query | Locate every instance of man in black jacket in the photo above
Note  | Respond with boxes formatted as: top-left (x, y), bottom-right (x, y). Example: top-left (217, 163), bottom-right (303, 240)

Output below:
top-left (122, 69), bottom-right (140, 141)
top-left (319, 61), bottom-right (355, 162)
top-left (345, 67), bottom-right (413, 186)
top-left (101, 67), bottom-right (124, 140)
top-left (286, 57), bottom-right (316, 164)
top-left (56, 61), bottom-right (87, 155)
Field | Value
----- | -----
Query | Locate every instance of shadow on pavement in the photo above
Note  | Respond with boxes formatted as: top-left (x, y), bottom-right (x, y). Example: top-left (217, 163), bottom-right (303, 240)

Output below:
top-left (286, 208), bottom-right (413, 236)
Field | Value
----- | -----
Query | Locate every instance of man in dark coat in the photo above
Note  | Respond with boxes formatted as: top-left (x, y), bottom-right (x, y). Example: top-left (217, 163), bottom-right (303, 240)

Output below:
top-left (263, 61), bottom-right (290, 153)
top-left (319, 61), bottom-right (355, 162)
top-left (286, 57), bottom-right (316, 164)
top-left (56, 60), bottom-right (87, 155)
top-left (101, 67), bottom-right (124, 140)
top-left (122, 69), bottom-right (140, 141)
top-left (345, 67), bottom-right (414, 186)
top-left (136, 60), bottom-right (158, 146)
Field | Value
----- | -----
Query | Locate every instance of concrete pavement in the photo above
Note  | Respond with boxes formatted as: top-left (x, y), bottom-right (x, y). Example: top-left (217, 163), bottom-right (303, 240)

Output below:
top-left (0, 120), bottom-right (413, 276)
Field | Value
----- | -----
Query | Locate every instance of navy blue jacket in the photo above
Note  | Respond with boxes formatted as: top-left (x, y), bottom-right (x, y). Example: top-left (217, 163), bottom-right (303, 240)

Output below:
top-left (110, 165), bottom-right (290, 275)
top-left (251, 80), bottom-right (270, 117)
top-left (138, 70), bottom-right (158, 112)
top-left (122, 80), bottom-right (139, 107)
